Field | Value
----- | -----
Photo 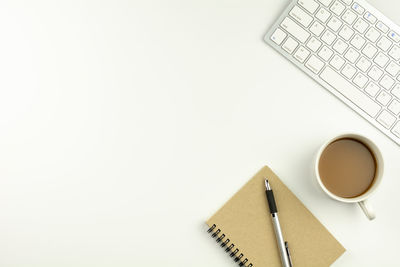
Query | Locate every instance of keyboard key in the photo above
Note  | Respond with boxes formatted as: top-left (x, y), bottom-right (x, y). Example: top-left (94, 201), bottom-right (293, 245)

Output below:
top-left (356, 56), bottom-right (371, 72)
top-left (386, 62), bottom-right (400, 77)
top-left (318, 46), bottom-right (334, 60)
top-left (321, 29), bottom-right (336, 45)
top-left (368, 66), bottom-right (383, 81)
top-left (316, 7), bottom-right (331, 23)
top-left (270, 28), bottom-right (287, 45)
top-left (281, 17), bottom-right (311, 43)
top-left (294, 46), bottom-right (311, 63)
top-left (353, 18), bottom-right (369, 34)
top-left (379, 75), bottom-right (395, 90)
top-left (388, 31), bottom-right (400, 43)
top-left (392, 121), bottom-right (400, 137)
top-left (330, 55), bottom-right (345, 70)
top-left (318, 0), bottom-right (333, 7)
top-left (376, 91), bottom-right (392, 105)
top-left (351, 2), bottom-right (364, 14)
top-left (377, 36), bottom-right (393, 51)
top-left (376, 21), bottom-right (389, 33)
top-left (350, 34), bottom-right (366, 49)
top-left (377, 110), bottom-right (396, 128)
top-left (388, 99), bottom-right (400, 115)
top-left (388, 45), bottom-right (400, 60)
top-left (310, 21), bottom-right (325, 36)
top-left (392, 84), bottom-right (400, 99)
top-left (330, 1), bottom-right (345, 16)
top-left (306, 55), bottom-right (325, 73)
top-left (333, 39), bottom-right (348, 54)
top-left (339, 25), bottom-right (354, 40)
top-left (374, 52), bottom-right (389, 68)
top-left (290, 6), bottom-right (313, 27)
top-left (353, 73), bottom-right (368, 88)
top-left (365, 82), bottom-right (380, 97)
top-left (364, 11), bottom-right (377, 24)
top-left (327, 16), bottom-right (342, 31)
top-left (365, 28), bottom-right (381, 42)
top-left (320, 66), bottom-right (381, 117)
top-left (342, 63), bottom-right (357, 79)
top-left (362, 43), bottom-right (378, 58)
top-left (342, 9), bottom-right (357, 24)
top-left (306, 36), bottom-right (322, 52)
top-left (345, 47), bottom-right (360, 63)
top-left (283, 37), bottom-right (299, 54)
top-left (298, 0), bottom-right (319, 14)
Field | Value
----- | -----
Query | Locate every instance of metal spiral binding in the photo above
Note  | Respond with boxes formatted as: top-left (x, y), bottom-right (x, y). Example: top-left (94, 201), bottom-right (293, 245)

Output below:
top-left (207, 224), bottom-right (253, 267)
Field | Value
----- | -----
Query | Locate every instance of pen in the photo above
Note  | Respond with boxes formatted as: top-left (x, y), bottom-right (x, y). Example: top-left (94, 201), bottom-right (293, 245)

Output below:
top-left (265, 179), bottom-right (293, 267)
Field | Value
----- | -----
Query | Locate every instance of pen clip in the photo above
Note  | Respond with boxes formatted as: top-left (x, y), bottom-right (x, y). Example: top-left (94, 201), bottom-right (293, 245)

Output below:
top-left (285, 241), bottom-right (293, 267)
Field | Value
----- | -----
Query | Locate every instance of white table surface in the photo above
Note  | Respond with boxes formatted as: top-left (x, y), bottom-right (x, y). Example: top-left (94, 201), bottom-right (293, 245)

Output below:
top-left (1, 0), bottom-right (399, 266)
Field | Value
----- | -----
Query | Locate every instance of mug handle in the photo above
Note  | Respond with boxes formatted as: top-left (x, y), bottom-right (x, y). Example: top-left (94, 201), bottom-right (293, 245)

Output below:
top-left (358, 199), bottom-right (376, 220)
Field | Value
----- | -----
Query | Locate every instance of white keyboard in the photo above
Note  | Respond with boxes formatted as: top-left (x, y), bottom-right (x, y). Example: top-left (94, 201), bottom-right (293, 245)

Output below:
top-left (265, 0), bottom-right (400, 145)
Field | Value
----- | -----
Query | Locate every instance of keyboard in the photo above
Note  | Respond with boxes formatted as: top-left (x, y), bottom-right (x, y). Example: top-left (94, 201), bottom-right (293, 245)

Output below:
top-left (265, 0), bottom-right (400, 145)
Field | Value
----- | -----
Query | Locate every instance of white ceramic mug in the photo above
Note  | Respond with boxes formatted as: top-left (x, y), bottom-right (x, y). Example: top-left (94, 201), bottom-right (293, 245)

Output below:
top-left (314, 133), bottom-right (384, 220)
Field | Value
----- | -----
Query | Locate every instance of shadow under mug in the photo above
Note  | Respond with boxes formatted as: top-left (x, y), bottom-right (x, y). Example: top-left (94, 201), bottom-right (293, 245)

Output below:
top-left (314, 133), bottom-right (384, 220)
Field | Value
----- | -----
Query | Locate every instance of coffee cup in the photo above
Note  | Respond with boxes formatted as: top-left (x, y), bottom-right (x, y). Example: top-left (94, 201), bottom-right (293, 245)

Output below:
top-left (314, 133), bottom-right (384, 220)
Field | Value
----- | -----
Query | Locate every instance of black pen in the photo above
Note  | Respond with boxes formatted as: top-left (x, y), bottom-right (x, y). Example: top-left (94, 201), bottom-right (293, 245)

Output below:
top-left (265, 179), bottom-right (293, 267)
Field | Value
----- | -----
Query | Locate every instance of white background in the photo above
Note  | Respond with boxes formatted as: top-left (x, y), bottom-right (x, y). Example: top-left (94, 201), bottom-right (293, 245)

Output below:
top-left (0, 0), bottom-right (399, 266)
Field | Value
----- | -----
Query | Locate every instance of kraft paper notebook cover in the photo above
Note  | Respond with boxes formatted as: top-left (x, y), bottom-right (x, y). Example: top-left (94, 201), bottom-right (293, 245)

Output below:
top-left (206, 166), bottom-right (345, 267)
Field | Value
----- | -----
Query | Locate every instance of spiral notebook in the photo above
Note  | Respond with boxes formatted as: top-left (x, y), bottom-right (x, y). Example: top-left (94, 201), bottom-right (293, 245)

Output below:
top-left (206, 166), bottom-right (345, 267)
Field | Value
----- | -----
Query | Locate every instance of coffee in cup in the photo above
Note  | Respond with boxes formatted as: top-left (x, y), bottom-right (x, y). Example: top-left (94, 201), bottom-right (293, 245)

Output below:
top-left (318, 138), bottom-right (376, 198)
